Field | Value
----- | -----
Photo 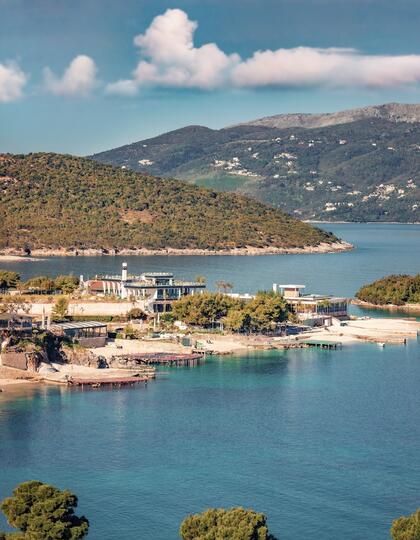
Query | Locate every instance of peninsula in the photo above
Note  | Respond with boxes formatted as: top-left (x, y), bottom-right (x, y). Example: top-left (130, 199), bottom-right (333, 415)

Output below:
top-left (0, 153), bottom-right (350, 256)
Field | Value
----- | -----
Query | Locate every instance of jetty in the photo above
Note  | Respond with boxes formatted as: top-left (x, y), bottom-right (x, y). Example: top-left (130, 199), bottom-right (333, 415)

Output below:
top-left (110, 352), bottom-right (204, 367)
top-left (67, 376), bottom-right (149, 388)
top-left (301, 339), bottom-right (342, 349)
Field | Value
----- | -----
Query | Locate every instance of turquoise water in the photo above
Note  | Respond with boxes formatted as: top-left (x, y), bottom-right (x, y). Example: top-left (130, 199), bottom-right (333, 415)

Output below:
top-left (2, 223), bottom-right (420, 299)
top-left (1, 223), bottom-right (420, 539)
top-left (1, 344), bottom-right (420, 539)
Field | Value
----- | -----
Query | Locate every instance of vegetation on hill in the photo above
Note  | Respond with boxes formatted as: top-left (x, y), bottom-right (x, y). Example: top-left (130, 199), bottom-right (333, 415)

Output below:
top-left (92, 116), bottom-right (420, 222)
top-left (0, 153), bottom-right (339, 253)
top-left (356, 274), bottom-right (420, 305)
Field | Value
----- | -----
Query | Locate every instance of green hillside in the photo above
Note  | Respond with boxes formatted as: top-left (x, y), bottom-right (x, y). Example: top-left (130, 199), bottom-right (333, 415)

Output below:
top-left (0, 153), bottom-right (340, 253)
top-left (92, 116), bottom-right (420, 223)
top-left (356, 274), bottom-right (420, 305)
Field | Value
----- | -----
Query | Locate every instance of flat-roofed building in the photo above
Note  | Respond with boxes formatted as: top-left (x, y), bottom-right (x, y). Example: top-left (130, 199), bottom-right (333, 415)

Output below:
top-left (83, 263), bottom-right (205, 313)
top-left (273, 283), bottom-right (348, 323)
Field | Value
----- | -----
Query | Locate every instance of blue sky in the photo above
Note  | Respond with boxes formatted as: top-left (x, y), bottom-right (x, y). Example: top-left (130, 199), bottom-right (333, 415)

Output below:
top-left (1, 0), bottom-right (420, 155)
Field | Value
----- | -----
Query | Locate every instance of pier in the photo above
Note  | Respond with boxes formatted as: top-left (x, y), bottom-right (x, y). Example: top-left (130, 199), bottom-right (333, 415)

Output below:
top-left (110, 352), bottom-right (204, 367)
top-left (67, 376), bottom-right (149, 388)
top-left (301, 340), bottom-right (343, 349)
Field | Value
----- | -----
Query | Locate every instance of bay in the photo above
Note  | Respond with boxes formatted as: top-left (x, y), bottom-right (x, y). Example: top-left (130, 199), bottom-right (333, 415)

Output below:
top-left (1, 223), bottom-right (420, 539)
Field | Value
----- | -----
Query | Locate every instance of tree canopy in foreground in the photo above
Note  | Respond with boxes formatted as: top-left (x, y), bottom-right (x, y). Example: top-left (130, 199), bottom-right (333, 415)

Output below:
top-left (356, 274), bottom-right (420, 306)
top-left (0, 481), bottom-right (89, 540)
top-left (391, 508), bottom-right (420, 540)
top-left (179, 507), bottom-right (278, 540)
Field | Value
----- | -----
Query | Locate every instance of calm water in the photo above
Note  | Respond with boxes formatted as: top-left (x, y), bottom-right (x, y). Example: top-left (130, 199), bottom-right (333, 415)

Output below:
top-left (2, 223), bottom-right (420, 299)
top-left (1, 223), bottom-right (420, 539)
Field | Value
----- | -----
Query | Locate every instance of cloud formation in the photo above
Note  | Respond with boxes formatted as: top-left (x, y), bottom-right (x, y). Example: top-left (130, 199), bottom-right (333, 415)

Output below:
top-left (0, 61), bottom-right (27, 102)
top-left (107, 8), bottom-right (420, 94)
top-left (44, 55), bottom-right (98, 97)
top-left (107, 8), bottom-right (239, 94)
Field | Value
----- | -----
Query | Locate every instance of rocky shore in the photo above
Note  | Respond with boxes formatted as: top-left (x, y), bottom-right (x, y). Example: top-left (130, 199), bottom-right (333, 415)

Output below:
top-left (352, 298), bottom-right (420, 314)
top-left (0, 241), bottom-right (353, 259)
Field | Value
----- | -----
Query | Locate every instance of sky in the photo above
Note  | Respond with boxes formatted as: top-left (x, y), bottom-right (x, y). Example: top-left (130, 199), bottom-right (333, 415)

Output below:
top-left (1, 0), bottom-right (420, 155)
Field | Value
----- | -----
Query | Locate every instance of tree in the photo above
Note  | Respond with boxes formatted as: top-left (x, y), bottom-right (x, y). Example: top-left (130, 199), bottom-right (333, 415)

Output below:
top-left (179, 507), bottom-right (277, 540)
top-left (0, 480), bottom-right (89, 539)
top-left (52, 297), bottom-right (69, 321)
top-left (24, 276), bottom-right (55, 293)
top-left (223, 309), bottom-right (251, 332)
top-left (172, 292), bottom-right (242, 327)
top-left (215, 281), bottom-right (234, 293)
top-left (126, 307), bottom-right (147, 321)
top-left (391, 508), bottom-right (420, 540)
top-left (0, 271), bottom-right (20, 290)
top-left (54, 276), bottom-right (79, 295)
top-left (246, 292), bottom-right (289, 332)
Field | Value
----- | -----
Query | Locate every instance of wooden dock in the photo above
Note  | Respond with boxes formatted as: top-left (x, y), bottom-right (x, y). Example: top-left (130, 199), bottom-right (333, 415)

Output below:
top-left (110, 352), bottom-right (204, 367)
top-left (301, 340), bottom-right (342, 349)
top-left (67, 376), bottom-right (149, 388)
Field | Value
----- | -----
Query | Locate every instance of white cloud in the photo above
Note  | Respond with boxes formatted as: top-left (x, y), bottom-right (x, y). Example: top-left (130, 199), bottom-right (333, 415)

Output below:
top-left (107, 8), bottom-right (420, 94)
top-left (106, 8), bottom-right (239, 93)
top-left (231, 47), bottom-right (420, 88)
top-left (0, 61), bottom-right (27, 103)
top-left (44, 55), bottom-right (98, 97)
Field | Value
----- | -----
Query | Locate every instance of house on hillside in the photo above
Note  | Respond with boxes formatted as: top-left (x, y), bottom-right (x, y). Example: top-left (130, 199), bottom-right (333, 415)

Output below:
top-left (82, 263), bottom-right (206, 313)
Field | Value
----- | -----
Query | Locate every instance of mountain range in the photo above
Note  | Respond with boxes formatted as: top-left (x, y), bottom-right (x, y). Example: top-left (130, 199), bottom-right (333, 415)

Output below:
top-left (91, 103), bottom-right (420, 223)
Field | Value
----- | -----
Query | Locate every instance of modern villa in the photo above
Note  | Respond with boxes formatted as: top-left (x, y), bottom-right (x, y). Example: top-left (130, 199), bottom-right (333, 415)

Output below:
top-left (83, 263), bottom-right (206, 313)
top-left (273, 283), bottom-right (348, 324)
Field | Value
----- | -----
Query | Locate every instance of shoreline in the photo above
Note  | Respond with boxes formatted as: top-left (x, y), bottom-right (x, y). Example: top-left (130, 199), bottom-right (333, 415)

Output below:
top-left (0, 241), bottom-right (353, 259)
top-left (352, 299), bottom-right (420, 314)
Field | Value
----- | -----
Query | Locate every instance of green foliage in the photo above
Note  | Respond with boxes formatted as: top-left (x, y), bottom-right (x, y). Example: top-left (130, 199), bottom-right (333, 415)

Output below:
top-left (179, 507), bottom-right (277, 540)
top-left (24, 276), bottom-right (55, 292)
top-left (172, 292), bottom-right (242, 327)
top-left (51, 297), bottom-right (69, 321)
top-left (0, 270), bottom-right (20, 290)
top-left (391, 508), bottom-right (420, 540)
top-left (0, 480), bottom-right (89, 540)
top-left (126, 307), bottom-right (147, 320)
top-left (356, 274), bottom-right (420, 306)
top-left (172, 291), bottom-right (289, 332)
top-left (0, 153), bottom-right (337, 251)
top-left (92, 118), bottom-right (420, 223)
top-left (53, 276), bottom-right (79, 294)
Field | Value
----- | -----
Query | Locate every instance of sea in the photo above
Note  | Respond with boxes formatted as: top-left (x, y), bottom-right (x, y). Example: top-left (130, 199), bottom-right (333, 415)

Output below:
top-left (0, 223), bottom-right (419, 540)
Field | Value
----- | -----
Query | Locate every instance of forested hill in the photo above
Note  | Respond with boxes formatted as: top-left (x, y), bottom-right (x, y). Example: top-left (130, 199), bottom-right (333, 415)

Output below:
top-left (91, 110), bottom-right (420, 223)
top-left (0, 153), bottom-right (341, 253)
top-left (356, 274), bottom-right (420, 306)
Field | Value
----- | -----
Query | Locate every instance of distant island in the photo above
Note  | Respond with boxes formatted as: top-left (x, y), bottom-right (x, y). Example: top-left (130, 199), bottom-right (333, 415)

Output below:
top-left (0, 153), bottom-right (350, 256)
top-left (355, 274), bottom-right (420, 310)
top-left (91, 103), bottom-right (420, 224)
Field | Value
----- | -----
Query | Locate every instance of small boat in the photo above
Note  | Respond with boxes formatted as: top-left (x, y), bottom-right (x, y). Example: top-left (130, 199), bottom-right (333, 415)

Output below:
top-left (377, 342), bottom-right (385, 348)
